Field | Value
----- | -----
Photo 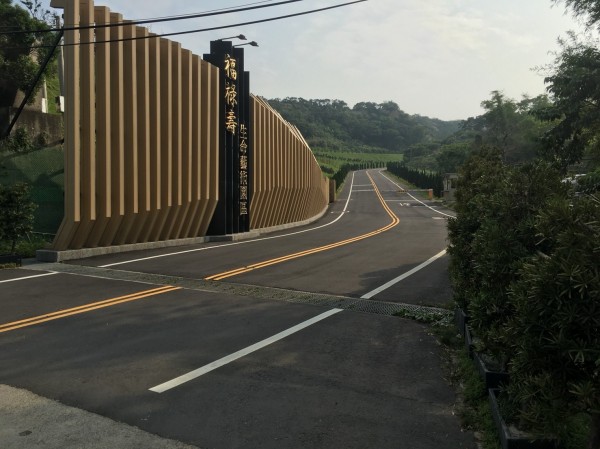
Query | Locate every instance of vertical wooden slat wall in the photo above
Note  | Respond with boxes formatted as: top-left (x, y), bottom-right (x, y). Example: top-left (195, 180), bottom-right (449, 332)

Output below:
top-left (51, 0), bottom-right (328, 250)
top-left (51, 0), bottom-right (220, 250)
top-left (250, 96), bottom-right (329, 230)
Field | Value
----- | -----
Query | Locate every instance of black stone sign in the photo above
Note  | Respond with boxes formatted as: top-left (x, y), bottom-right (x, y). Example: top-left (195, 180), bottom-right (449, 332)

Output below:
top-left (205, 40), bottom-right (251, 235)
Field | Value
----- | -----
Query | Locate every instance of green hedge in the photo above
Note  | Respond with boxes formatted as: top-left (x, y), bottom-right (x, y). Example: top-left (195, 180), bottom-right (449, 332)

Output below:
top-left (386, 162), bottom-right (443, 197)
top-left (448, 146), bottom-right (600, 446)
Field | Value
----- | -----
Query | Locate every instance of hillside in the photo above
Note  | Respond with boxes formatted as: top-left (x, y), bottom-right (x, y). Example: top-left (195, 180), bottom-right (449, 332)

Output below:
top-left (266, 98), bottom-right (461, 154)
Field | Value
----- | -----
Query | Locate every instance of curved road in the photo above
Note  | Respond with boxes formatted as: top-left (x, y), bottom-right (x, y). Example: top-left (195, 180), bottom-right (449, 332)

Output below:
top-left (0, 169), bottom-right (474, 449)
top-left (70, 169), bottom-right (453, 303)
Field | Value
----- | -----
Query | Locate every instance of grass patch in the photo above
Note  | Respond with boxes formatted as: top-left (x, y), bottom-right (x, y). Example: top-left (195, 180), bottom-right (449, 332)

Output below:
top-left (393, 308), bottom-right (451, 325)
top-left (45, 71), bottom-right (61, 115)
top-left (451, 351), bottom-right (501, 449)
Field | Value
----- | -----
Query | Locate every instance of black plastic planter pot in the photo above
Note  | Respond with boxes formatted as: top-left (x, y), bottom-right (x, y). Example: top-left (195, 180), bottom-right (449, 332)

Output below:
top-left (474, 352), bottom-right (509, 389)
top-left (0, 254), bottom-right (21, 266)
top-left (488, 389), bottom-right (558, 449)
top-left (454, 308), bottom-right (469, 337)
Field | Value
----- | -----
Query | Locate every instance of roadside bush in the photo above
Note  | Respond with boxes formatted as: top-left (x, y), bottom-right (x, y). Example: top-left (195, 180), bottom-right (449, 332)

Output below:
top-left (577, 169), bottom-right (600, 194)
top-left (0, 182), bottom-right (36, 253)
top-left (448, 144), bottom-right (566, 367)
top-left (505, 193), bottom-right (600, 448)
top-left (447, 146), bottom-right (504, 311)
top-left (0, 127), bottom-right (36, 154)
top-left (469, 162), bottom-right (562, 367)
top-left (386, 161), bottom-right (443, 197)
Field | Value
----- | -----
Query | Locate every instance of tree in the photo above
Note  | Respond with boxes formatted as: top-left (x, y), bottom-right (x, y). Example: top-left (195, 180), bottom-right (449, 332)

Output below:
top-left (0, 0), bottom-right (57, 107)
top-left (19, 0), bottom-right (53, 23)
top-left (557, 0), bottom-right (600, 28)
top-left (479, 91), bottom-right (549, 164)
top-left (435, 142), bottom-right (471, 173)
top-left (534, 34), bottom-right (600, 172)
top-left (0, 183), bottom-right (36, 253)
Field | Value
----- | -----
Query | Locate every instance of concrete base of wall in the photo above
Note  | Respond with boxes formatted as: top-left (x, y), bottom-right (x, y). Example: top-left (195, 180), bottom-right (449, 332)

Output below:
top-left (36, 205), bottom-right (330, 263)
top-left (36, 233), bottom-right (259, 263)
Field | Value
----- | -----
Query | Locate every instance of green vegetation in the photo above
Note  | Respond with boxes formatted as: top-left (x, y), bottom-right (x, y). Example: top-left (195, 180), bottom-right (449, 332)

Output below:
top-left (449, 346), bottom-right (502, 449)
top-left (0, 232), bottom-right (50, 257)
top-left (445, 3), bottom-right (600, 447)
top-left (449, 149), bottom-right (599, 446)
top-left (0, 138), bottom-right (64, 234)
top-left (45, 67), bottom-right (61, 114)
top-left (267, 97), bottom-right (460, 156)
top-left (0, 182), bottom-right (36, 253)
top-left (267, 91), bottom-right (557, 176)
top-left (386, 162), bottom-right (443, 197)
top-left (314, 150), bottom-right (402, 174)
top-left (0, 0), bottom-right (58, 109)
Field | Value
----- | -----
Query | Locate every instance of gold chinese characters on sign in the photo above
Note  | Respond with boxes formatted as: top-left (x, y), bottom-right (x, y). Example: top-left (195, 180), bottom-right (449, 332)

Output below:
top-left (224, 54), bottom-right (238, 135)
top-left (224, 54), bottom-right (237, 80)
top-left (224, 53), bottom-right (248, 217)
top-left (239, 123), bottom-right (249, 215)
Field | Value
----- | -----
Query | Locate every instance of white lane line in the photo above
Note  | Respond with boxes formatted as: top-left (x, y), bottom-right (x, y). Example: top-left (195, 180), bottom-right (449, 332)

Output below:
top-left (149, 308), bottom-right (343, 393)
top-left (101, 172), bottom-right (358, 268)
top-left (0, 272), bottom-right (58, 284)
top-left (360, 249), bottom-right (447, 299)
top-left (378, 170), bottom-right (456, 219)
top-left (352, 189), bottom-right (375, 192)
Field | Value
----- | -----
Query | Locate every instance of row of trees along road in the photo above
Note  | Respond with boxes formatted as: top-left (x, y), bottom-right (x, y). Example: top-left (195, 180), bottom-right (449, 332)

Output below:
top-left (449, 1), bottom-right (600, 447)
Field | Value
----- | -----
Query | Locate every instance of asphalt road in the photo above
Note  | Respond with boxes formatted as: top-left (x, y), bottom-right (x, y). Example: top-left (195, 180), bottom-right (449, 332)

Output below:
top-left (0, 169), bottom-right (474, 449)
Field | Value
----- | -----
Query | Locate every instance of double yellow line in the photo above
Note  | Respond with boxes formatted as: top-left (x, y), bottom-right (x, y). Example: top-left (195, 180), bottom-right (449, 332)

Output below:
top-left (205, 171), bottom-right (400, 281)
top-left (0, 285), bottom-right (180, 334)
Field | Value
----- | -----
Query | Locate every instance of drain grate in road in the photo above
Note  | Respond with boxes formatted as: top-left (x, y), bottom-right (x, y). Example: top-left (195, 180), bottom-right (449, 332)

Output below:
top-left (25, 262), bottom-right (450, 320)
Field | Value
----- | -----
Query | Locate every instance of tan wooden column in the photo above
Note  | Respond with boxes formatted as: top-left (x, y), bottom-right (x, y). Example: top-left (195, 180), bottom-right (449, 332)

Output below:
top-left (126, 25), bottom-right (151, 243)
top-left (148, 38), bottom-right (173, 241)
top-left (50, 0), bottom-right (80, 250)
top-left (138, 33), bottom-right (162, 242)
top-left (86, 5), bottom-right (112, 247)
top-left (172, 48), bottom-right (193, 238)
top-left (98, 12), bottom-right (125, 246)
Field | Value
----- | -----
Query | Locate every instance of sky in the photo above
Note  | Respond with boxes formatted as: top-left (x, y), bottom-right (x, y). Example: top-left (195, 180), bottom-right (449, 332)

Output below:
top-left (40, 0), bottom-right (587, 121)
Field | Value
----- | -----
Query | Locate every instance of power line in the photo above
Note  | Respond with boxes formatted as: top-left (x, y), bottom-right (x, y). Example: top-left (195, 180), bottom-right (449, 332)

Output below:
top-left (0, 0), bottom-right (303, 35)
top-left (118, 0), bottom-right (281, 24)
top-left (23, 0), bottom-right (367, 49)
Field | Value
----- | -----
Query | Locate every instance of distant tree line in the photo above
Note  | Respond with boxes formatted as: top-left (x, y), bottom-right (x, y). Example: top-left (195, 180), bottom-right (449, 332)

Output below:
top-left (267, 98), bottom-right (461, 155)
top-left (266, 93), bottom-right (565, 176)
top-left (330, 162), bottom-right (385, 191)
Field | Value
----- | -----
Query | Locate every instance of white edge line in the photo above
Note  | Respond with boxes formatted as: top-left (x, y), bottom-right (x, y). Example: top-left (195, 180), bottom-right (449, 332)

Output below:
top-left (360, 249), bottom-right (447, 299)
top-left (149, 308), bottom-right (344, 393)
top-left (379, 169), bottom-right (456, 218)
top-left (101, 172), bottom-right (357, 268)
top-left (0, 272), bottom-right (58, 284)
